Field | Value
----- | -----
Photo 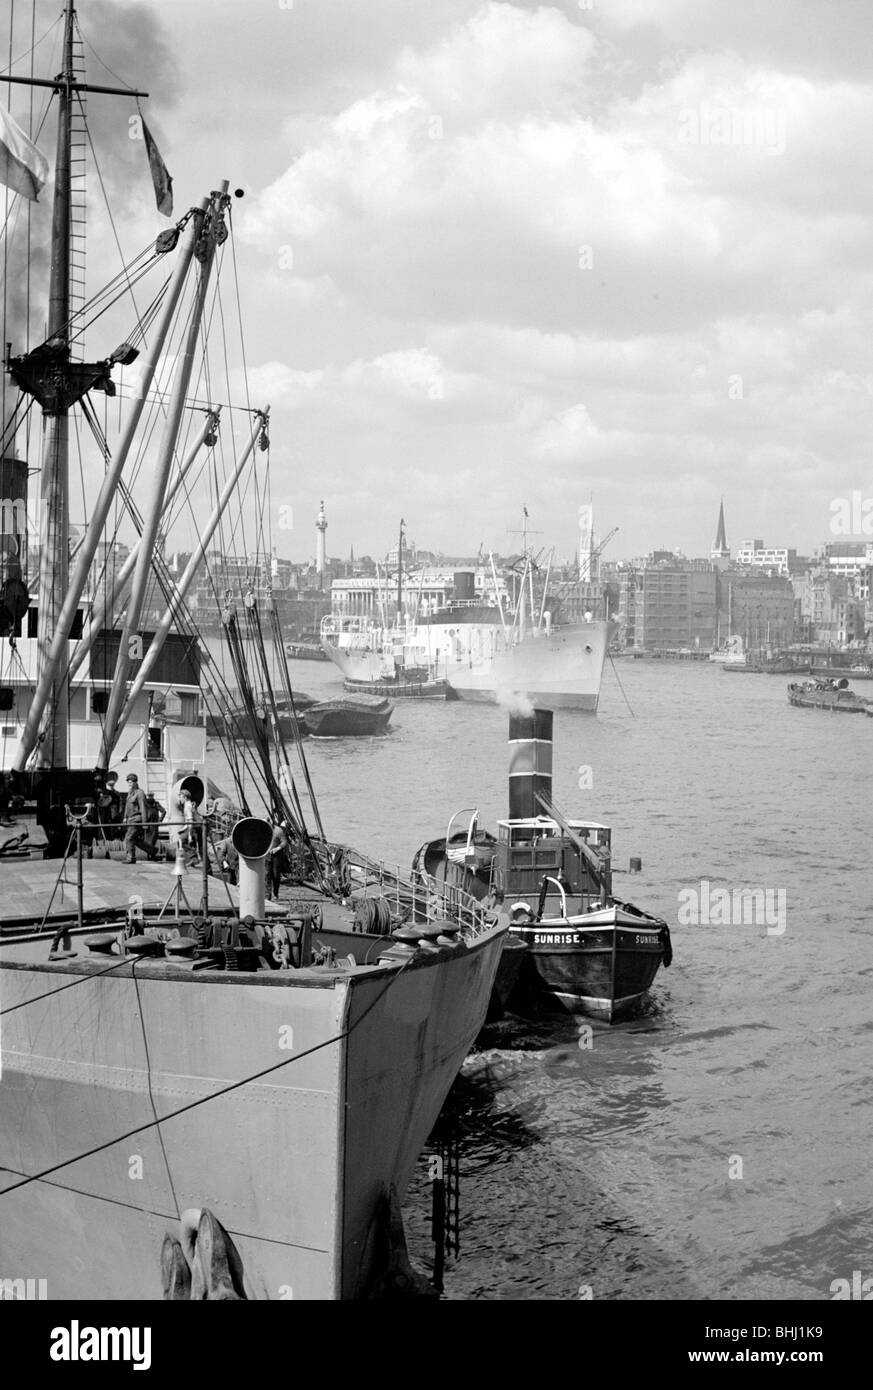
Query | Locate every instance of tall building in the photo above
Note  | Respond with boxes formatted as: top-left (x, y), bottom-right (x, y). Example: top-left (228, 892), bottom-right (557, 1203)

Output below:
top-left (734, 540), bottom-right (796, 575)
top-left (617, 555), bottom-right (717, 651)
top-left (316, 500), bottom-right (327, 584)
top-left (726, 573), bottom-right (795, 649)
top-left (823, 542), bottom-right (872, 600)
top-left (793, 567), bottom-right (866, 646)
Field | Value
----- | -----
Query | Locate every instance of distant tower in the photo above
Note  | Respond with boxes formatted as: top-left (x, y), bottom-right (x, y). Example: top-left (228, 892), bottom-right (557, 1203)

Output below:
top-left (711, 498), bottom-right (730, 566)
top-left (316, 500), bottom-right (327, 585)
top-left (579, 502), bottom-right (596, 581)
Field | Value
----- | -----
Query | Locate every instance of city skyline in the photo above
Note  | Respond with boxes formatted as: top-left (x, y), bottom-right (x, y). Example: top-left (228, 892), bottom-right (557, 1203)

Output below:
top-left (5, 0), bottom-right (873, 564)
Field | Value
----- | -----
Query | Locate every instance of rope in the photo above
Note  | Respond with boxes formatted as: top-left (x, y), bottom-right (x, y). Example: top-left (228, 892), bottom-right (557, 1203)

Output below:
top-left (607, 653), bottom-right (635, 717)
top-left (131, 964), bottom-right (181, 1220)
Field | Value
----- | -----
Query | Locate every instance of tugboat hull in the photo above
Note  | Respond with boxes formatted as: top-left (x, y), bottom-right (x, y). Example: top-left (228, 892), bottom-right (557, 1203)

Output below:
top-left (509, 911), bottom-right (669, 1022)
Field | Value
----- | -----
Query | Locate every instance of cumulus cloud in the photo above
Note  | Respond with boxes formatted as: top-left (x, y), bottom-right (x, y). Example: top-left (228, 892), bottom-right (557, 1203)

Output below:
top-left (151, 1), bottom-right (873, 557)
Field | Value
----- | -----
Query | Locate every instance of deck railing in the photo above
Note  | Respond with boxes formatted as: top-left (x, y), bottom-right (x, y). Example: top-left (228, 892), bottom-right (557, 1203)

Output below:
top-left (338, 846), bottom-right (495, 940)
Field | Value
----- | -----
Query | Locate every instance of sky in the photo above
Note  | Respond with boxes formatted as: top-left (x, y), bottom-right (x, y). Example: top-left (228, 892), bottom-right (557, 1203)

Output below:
top-left (6, 0), bottom-right (873, 564)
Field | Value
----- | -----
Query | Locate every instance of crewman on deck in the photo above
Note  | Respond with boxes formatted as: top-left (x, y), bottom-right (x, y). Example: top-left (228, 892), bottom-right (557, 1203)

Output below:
top-left (123, 774), bottom-right (148, 864)
top-left (267, 819), bottom-right (290, 898)
top-left (143, 793), bottom-right (166, 860)
top-left (210, 834), bottom-right (239, 885)
top-left (178, 788), bottom-right (202, 868)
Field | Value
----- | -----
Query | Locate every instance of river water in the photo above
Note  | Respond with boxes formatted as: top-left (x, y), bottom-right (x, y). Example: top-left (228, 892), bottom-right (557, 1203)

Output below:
top-left (211, 650), bottom-right (873, 1302)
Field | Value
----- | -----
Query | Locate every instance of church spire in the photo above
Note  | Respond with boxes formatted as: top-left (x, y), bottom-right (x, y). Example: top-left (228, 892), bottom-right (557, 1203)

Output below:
top-left (711, 497), bottom-right (729, 560)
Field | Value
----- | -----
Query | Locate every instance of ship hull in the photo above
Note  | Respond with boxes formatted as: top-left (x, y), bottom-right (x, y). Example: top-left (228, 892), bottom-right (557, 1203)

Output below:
top-left (321, 619), bottom-right (612, 711)
top-left (344, 678), bottom-right (451, 700)
top-left (409, 836), bottom-right (669, 1022)
top-left (319, 639), bottom-right (392, 684)
top-left (443, 622), bottom-right (610, 711)
top-left (0, 919), bottom-right (505, 1300)
top-left (302, 699), bottom-right (393, 737)
top-left (787, 683), bottom-right (871, 713)
top-left (448, 684), bottom-right (599, 710)
top-left (509, 910), bottom-right (668, 1022)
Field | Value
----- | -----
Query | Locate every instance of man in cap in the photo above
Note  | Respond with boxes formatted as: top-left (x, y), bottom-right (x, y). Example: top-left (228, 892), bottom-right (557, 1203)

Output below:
top-left (123, 773), bottom-right (148, 864)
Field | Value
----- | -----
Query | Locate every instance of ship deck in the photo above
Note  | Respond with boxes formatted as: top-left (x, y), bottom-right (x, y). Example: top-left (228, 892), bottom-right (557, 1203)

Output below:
top-left (0, 855), bottom-right (246, 927)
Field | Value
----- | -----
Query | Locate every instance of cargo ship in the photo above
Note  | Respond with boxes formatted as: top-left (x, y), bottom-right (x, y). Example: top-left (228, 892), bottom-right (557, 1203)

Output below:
top-left (322, 566), bottom-right (612, 712)
top-left (0, 1), bottom-right (505, 1302)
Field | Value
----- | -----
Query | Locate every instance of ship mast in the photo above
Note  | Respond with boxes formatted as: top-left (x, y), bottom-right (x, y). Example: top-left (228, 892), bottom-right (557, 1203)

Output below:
top-left (4, 0), bottom-right (149, 777)
top-left (396, 517), bottom-right (405, 621)
top-left (35, 0), bottom-right (75, 768)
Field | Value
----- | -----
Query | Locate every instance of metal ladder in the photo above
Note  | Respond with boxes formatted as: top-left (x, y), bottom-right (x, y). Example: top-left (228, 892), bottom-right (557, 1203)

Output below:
top-left (68, 23), bottom-right (88, 359)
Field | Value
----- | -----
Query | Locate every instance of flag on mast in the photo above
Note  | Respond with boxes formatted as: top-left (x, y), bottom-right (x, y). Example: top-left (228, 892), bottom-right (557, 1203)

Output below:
top-left (139, 109), bottom-right (173, 217)
top-left (0, 103), bottom-right (48, 201)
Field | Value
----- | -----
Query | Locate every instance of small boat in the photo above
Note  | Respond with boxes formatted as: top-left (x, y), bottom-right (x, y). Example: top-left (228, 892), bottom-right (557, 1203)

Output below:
top-left (709, 636), bottom-right (746, 667)
top-left (284, 641), bottom-right (329, 661)
top-left (302, 694), bottom-right (393, 737)
top-left (205, 693), bottom-right (317, 738)
top-left (810, 664), bottom-right (873, 681)
top-left (415, 711), bottom-right (671, 1022)
top-left (344, 675), bottom-right (452, 700)
top-left (787, 678), bottom-right (873, 713)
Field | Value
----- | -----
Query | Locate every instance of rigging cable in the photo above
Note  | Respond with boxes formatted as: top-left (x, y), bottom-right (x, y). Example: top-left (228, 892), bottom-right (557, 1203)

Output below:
top-left (0, 951), bottom-right (416, 1201)
top-left (607, 652), bottom-right (636, 717)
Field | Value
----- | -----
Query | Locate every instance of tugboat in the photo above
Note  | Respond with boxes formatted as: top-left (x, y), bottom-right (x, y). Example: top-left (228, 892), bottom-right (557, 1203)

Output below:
top-left (787, 678), bottom-right (873, 713)
top-left (414, 710), bottom-right (671, 1022)
top-left (343, 674), bottom-right (451, 700)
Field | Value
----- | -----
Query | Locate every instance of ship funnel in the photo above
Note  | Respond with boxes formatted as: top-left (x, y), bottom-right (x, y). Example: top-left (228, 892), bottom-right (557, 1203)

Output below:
top-left (453, 570), bottom-right (475, 601)
top-left (508, 708), bottom-right (553, 819)
top-left (231, 817), bottom-right (274, 918)
top-left (170, 774), bottom-right (205, 809)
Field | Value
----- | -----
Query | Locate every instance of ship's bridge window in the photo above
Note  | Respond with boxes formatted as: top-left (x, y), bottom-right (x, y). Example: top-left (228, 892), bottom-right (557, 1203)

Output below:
top-left (509, 825), bottom-right (536, 843)
top-left (24, 608), bottom-right (84, 638)
top-left (178, 693), bottom-right (200, 724)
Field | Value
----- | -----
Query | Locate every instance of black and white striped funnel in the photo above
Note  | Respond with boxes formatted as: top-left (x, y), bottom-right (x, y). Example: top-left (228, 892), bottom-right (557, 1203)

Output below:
top-left (508, 708), bottom-right (553, 819)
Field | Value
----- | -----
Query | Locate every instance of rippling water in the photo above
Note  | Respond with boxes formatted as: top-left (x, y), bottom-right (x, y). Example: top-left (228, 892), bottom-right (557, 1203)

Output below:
top-left (210, 651), bottom-right (873, 1301)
